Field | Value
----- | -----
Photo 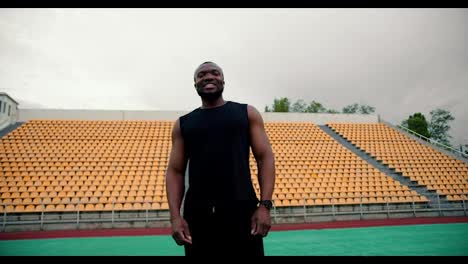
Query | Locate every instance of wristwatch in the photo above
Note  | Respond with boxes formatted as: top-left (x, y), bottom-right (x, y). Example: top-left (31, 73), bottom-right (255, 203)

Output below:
top-left (259, 200), bottom-right (273, 210)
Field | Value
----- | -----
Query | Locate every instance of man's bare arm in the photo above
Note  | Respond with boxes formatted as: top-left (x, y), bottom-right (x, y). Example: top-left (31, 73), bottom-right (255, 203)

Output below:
top-left (248, 105), bottom-right (275, 202)
top-left (165, 118), bottom-right (191, 245)
top-left (166, 119), bottom-right (187, 220)
top-left (248, 105), bottom-right (275, 237)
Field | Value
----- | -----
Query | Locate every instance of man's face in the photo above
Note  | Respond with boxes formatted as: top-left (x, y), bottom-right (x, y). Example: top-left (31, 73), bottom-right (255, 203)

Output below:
top-left (194, 63), bottom-right (224, 100)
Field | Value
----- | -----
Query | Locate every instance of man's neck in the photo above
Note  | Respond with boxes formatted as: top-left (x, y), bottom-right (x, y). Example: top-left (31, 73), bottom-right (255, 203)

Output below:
top-left (201, 97), bottom-right (226, 109)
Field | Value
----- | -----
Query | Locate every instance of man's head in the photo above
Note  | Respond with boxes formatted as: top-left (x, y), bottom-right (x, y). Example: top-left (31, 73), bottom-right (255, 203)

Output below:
top-left (194, 61), bottom-right (225, 101)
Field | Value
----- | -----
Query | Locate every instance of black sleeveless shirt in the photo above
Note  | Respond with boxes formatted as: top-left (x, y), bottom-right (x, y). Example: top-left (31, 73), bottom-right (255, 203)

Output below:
top-left (179, 101), bottom-right (258, 208)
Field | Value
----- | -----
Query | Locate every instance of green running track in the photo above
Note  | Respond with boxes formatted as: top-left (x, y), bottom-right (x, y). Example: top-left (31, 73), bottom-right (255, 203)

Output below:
top-left (1, 223), bottom-right (467, 256)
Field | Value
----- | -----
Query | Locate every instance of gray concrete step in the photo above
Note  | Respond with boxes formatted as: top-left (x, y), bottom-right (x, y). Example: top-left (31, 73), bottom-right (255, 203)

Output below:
top-left (319, 124), bottom-right (449, 208)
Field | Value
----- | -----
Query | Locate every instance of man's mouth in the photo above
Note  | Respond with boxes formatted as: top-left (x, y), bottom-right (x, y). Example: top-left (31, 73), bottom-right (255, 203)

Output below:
top-left (204, 83), bottom-right (217, 89)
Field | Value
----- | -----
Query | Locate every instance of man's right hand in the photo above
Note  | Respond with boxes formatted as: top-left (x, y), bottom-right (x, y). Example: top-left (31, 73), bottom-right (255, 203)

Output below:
top-left (170, 216), bottom-right (192, 246)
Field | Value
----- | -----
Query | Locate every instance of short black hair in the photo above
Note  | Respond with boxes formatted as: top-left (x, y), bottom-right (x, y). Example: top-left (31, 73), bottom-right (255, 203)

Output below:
top-left (194, 61), bottom-right (224, 81)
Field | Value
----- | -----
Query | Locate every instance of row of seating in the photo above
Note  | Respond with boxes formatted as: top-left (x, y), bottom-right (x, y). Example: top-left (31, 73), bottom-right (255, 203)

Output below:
top-left (0, 202), bottom-right (169, 213)
top-left (0, 120), bottom-right (443, 212)
top-left (251, 122), bottom-right (430, 205)
top-left (327, 123), bottom-right (468, 201)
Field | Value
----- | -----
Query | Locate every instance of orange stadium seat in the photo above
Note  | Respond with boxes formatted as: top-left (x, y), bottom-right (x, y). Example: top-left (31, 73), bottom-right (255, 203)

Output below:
top-left (3, 119), bottom-right (461, 216)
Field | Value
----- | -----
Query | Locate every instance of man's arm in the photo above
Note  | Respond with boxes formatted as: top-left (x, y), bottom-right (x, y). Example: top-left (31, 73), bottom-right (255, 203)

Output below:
top-left (247, 105), bottom-right (275, 237)
top-left (165, 118), bottom-right (191, 245)
top-left (248, 105), bottom-right (275, 202)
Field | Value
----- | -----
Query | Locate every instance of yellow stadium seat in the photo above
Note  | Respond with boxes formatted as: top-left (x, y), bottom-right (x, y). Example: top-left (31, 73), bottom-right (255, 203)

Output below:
top-left (65, 204), bottom-right (76, 211)
top-left (25, 205), bottom-right (36, 212)
top-left (160, 202), bottom-right (168, 210)
top-left (55, 204), bottom-right (65, 211)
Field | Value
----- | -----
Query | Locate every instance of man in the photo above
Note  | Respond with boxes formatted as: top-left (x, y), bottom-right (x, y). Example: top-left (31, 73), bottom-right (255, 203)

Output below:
top-left (165, 61), bottom-right (275, 256)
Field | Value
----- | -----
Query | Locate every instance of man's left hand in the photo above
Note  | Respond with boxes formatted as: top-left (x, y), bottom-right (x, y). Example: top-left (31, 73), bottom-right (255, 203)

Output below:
top-left (250, 206), bottom-right (272, 237)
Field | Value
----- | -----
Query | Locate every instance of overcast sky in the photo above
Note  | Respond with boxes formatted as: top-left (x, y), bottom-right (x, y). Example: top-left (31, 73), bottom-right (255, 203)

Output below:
top-left (1, 8), bottom-right (467, 146)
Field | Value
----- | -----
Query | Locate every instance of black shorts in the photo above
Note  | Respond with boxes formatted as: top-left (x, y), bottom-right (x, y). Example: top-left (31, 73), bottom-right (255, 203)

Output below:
top-left (183, 201), bottom-right (264, 256)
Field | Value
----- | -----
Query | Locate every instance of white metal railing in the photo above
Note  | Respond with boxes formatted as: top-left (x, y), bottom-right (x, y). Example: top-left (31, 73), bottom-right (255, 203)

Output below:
top-left (1, 194), bottom-right (466, 231)
top-left (391, 123), bottom-right (466, 158)
top-left (271, 194), bottom-right (466, 222)
top-left (1, 200), bottom-right (170, 232)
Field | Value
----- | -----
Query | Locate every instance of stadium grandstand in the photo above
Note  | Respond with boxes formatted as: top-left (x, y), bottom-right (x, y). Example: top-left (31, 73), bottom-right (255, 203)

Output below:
top-left (0, 92), bottom-right (467, 232)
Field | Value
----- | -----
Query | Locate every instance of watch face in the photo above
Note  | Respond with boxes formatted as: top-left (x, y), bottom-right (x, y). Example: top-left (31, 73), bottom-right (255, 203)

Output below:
top-left (261, 200), bottom-right (272, 209)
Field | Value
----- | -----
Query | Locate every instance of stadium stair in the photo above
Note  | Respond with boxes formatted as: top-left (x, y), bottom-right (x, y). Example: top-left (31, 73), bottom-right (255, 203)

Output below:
top-left (319, 125), bottom-right (446, 207)
top-left (386, 121), bottom-right (468, 164)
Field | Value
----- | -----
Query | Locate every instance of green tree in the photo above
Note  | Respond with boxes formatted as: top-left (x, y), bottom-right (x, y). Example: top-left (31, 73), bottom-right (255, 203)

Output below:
top-left (359, 105), bottom-right (375, 114)
top-left (265, 98), bottom-right (353, 114)
top-left (401, 119), bottom-right (408, 127)
top-left (429, 108), bottom-right (455, 147)
top-left (342, 103), bottom-right (359, 114)
top-left (267, 97), bottom-right (290, 112)
top-left (342, 103), bottom-right (375, 114)
top-left (305, 100), bottom-right (326, 113)
top-left (402, 113), bottom-right (431, 138)
top-left (291, 99), bottom-right (307, 113)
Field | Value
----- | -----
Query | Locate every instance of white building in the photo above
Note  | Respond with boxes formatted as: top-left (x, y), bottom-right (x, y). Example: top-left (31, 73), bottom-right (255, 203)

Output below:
top-left (0, 92), bottom-right (19, 130)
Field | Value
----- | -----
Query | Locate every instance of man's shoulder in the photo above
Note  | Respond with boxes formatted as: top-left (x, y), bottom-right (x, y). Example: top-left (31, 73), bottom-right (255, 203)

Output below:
top-left (231, 101), bottom-right (255, 108)
top-left (229, 101), bottom-right (258, 116)
top-left (178, 109), bottom-right (201, 133)
top-left (229, 101), bottom-right (251, 108)
top-left (179, 107), bottom-right (200, 120)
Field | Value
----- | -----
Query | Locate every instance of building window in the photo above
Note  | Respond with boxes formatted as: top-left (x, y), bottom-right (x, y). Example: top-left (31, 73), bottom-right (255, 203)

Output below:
top-left (8, 105), bottom-right (11, 116)
top-left (2, 102), bottom-right (5, 113)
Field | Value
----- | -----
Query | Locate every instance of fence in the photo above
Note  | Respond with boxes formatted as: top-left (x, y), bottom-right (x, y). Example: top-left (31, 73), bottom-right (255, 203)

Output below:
top-left (2, 194), bottom-right (466, 232)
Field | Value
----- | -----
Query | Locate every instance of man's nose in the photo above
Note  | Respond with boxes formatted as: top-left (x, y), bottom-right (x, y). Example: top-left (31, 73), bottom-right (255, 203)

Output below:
top-left (202, 75), bottom-right (215, 82)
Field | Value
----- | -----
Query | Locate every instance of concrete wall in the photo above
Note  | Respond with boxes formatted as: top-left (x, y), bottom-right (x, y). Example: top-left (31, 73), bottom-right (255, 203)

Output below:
top-left (0, 94), bottom-right (19, 130)
top-left (123, 110), bottom-right (189, 121)
top-left (18, 109), bottom-right (125, 121)
top-left (262, 112), bottom-right (378, 124)
top-left (18, 108), bottom-right (379, 124)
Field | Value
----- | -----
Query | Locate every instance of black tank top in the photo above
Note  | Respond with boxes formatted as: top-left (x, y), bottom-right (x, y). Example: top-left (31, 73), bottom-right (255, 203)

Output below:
top-left (179, 101), bottom-right (258, 207)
